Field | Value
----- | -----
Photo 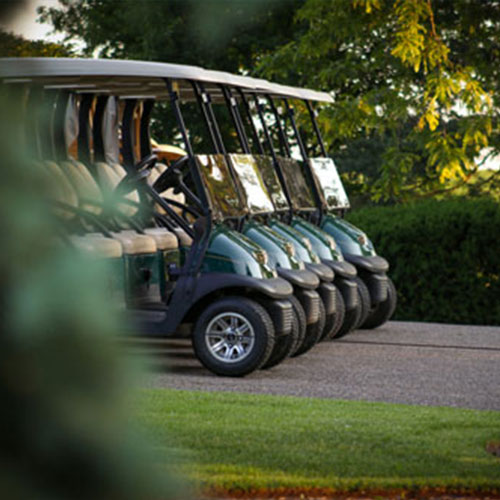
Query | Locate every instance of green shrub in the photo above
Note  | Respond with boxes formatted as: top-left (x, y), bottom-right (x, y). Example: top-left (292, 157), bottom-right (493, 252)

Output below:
top-left (346, 198), bottom-right (500, 325)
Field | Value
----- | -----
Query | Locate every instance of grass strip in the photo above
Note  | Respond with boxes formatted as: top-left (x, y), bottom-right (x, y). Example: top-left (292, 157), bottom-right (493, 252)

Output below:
top-left (137, 389), bottom-right (500, 494)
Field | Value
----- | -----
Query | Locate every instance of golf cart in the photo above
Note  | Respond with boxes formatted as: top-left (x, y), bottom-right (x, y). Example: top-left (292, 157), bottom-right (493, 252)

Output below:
top-left (1, 57), bottom-right (296, 376)
top-left (267, 83), bottom-right (397, 329)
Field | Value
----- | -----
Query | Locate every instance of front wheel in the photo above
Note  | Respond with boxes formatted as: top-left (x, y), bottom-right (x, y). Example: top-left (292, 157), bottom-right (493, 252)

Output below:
top-left (192, 296), bottom-right (275, 376)
top-left (361, 277), bottom-right (397, 329)
top-left (353, 276), bottom-right (371, 329)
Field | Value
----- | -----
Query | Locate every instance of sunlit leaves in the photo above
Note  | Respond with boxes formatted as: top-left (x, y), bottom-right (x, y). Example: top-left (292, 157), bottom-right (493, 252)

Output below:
top-left (261, 0), bottom-right (498, 203)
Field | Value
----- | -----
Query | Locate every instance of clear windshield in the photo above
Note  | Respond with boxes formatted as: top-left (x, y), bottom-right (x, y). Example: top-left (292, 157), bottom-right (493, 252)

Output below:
top-left (277, 156), bottom-right (316, 210)
top-left (253, 155), bottom-right (289, 211)
top-left (195, 154), bottom-right (247, 219)
top-left (227, 154), bottom-right (275, 214)
top-left (308, 158), bottom-right (350, 209)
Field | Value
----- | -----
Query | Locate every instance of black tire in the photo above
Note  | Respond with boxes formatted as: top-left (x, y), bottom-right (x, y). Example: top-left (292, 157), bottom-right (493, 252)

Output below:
top-left (334, 301), bottom-right (362, 339)
top-left (292, 298), bottom-right (325, 357)
top-left (353, 276), bottom-right (371, 329)
top-left (288, 295), bottom-right (307, 356)
top-left (192, 296), bottom-right (275, 376)
top-left (261, 306), bottom-right (300, 369)
top-left (361, 277), bottom-right (397, 329)
top-left (328, 287), bottom-right (346, 340)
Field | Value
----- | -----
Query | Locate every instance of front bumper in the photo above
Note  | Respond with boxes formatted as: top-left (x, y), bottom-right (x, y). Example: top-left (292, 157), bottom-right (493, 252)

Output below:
top-left (335, 277), bottom-right (358, 310)
top-left (317, 281), bottom-right (337, 316)
top-left (295, 288), bottom-right (321, 324)
top-left (323, 259), bottom-right (357, 279)
top-left (306, 262), bottom-right (334, 282)
top-left (264, 298), bottom-right (293, 336)
top-left (345, 254), bottom-right (389, 273)
top-left (277, 267), bottom-right (320, 290)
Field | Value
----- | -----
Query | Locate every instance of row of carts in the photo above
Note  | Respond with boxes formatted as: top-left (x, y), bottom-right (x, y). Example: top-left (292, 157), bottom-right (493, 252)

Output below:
top-left (1, 57), bottom-right (397, 376)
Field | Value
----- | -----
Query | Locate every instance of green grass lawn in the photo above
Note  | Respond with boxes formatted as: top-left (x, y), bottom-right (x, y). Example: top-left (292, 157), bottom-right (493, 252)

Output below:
top-left (137, 389), bottom-right (500, 494)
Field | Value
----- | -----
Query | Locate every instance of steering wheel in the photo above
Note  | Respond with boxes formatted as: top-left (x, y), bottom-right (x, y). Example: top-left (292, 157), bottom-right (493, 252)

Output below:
top-left (153, 155), bottom-right (190, 193)
top-left (135, 153), bottom-right (157, 172)
top-left (114, 154), bottom-right (158, 195)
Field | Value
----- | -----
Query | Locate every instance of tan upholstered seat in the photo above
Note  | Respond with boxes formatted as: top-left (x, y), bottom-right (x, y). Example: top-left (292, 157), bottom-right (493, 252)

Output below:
top-left (143, 228), bottom-right (178, 250)
top-left (60, 160), bottom-right (103, 214)
top-left (172, 227), bottom-right (193, 246)
top-left (71, 233), bottom-right (123, 259)
top-left (111, 231), bottom-right (157, 255)
top-left (94, 162), bottom-right (141, 216)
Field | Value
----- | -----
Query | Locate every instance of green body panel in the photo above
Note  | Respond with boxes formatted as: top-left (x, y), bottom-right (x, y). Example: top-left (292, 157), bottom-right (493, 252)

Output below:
top-left (199, 224), bottom-right (276, 278)
top-left (268, 219), bottom-right (321, 264)
top-left (105, 257), bottom-right (126, 305)
top-left (125, 252), bottom-right (164, 303)
top-left (242, 220), bottom-right (303, 270)
top-left (321, 214), bottom-right (376, 257)
top-left (291, 216), bottom-right (344, 262)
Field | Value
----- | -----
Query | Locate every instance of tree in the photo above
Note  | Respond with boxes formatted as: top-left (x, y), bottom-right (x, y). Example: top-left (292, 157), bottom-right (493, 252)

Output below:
top-left (259, 0), bottom-right (500, 202)
top-left (0, 29), bottom-right (72, 57)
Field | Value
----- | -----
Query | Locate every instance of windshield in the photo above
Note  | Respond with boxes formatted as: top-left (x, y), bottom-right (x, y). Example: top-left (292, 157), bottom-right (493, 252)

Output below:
top-left (254, 156), bottom-right (289, 211)
top-left (309, 158), bottom-right (350, 209)
top-left (195, 154), bottom-right (247, 219)
top-left (228, 154), bottom-right (275, 214)
top-left (277, 156), bottom-right (316, 210)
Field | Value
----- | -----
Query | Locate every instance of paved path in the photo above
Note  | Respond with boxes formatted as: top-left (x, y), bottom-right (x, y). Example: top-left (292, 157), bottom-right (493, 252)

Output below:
top-left (140, 321), bottom-right (500, 410)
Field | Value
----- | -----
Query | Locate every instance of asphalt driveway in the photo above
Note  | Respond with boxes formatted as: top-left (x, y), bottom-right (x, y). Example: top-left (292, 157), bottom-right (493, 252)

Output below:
top-left (141, 321), bottom-right (500, 410)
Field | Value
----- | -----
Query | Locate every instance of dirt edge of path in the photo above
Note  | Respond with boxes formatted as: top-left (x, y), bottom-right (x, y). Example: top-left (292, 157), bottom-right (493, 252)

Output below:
top-left (204, 486), bottom-right (500, 499)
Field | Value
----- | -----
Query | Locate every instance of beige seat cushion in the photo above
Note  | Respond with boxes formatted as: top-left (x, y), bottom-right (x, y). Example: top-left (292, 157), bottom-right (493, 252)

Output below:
top-left (94, 162), bottom-right (141, 216)
top-left (143, 228), bottom-right (178, 250)
top-left (60, 161), bottom-right (103, 214)
top-left (111, 231), bottom-right (157, 255)
top-left (42, 161), bottom-right (80, 218)
top-left (172, 227), bottom-right (193, 246)
top-left (71, 234), bottom-right (123, 259)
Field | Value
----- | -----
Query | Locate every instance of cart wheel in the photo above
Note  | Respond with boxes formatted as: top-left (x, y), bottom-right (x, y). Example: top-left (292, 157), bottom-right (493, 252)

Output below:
top-left (288, 295), bottom-right (307, 356)
top-left (326, 286), bottom-right (345, 340)
top-left (353, 276), bottom-right (371, 329)
top-left (334, 300), bottom-right (362, 339)
top-left (261, 306), bottom-right (299, 369)
top-left (192, 296), bottom-right (275, 376)
top-left (292, 298), bottom-right (325, 357)
top-left (361, 277), bottom-right (397, 329)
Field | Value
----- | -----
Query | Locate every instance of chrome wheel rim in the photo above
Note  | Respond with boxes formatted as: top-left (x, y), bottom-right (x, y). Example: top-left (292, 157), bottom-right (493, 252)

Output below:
top-left (205, 312), bottom-right (255, 363)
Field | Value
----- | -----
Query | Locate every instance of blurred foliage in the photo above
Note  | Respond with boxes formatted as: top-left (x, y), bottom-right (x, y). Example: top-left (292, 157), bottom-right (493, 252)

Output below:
top-left (0, 29), bottom-right (72, 57)
top-left (0, 80), bottom-right (182, 499)
top-left (347, 198), bottom-right (500, 325)
top-left (259, 0), bottom-right (500, 203)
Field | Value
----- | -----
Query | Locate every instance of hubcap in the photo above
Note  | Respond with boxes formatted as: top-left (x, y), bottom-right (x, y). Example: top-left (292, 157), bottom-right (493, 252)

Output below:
top-left (205, 312), bottom-right (255, 363)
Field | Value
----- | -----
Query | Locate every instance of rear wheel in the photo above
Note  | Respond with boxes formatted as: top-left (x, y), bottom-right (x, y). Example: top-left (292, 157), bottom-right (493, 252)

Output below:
top-left (353, 276), bottom-right (371, 329)
top-left (192, 296), bottom-right (275, 376)
top-left (261, 306), bottom-right (299, 369)
top-left (328, 287), bottom-right (346, 340)
top-left (362, 277), bottom-right (397, 329)
top-left (292, 299), bottom-right (325, 357)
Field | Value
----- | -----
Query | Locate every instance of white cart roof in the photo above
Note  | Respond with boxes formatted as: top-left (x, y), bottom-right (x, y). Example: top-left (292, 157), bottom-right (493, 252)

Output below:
top-left (0, 57), bottom-right (333, 103)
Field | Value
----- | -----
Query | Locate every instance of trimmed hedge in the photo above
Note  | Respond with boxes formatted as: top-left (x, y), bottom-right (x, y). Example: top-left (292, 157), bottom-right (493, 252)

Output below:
top-left (346, 198), bottom-right (500, 325)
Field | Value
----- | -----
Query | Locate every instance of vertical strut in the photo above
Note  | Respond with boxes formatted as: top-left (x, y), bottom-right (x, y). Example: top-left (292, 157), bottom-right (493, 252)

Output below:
top-left (305, 100), bottom-right (328, 157)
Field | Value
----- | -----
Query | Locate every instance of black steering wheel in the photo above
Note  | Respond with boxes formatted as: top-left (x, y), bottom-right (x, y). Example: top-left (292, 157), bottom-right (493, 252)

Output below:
top-left (153, 155), bottom-right (190, 193)
top-left (115, 154), bottom-right (158, 195)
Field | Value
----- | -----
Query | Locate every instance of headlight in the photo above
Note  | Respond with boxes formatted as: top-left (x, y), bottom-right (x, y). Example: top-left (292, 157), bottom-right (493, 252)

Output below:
top-left (357, 233), bottom-right (367, 246)
top-left (254, 250), bottom-right (268, 266)
top-left (302, 237), bottom-right (313, 251)
top-left (284, 242), bottom-right (295, 257)
top-left (327, 235), bottom-right (337, 250)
